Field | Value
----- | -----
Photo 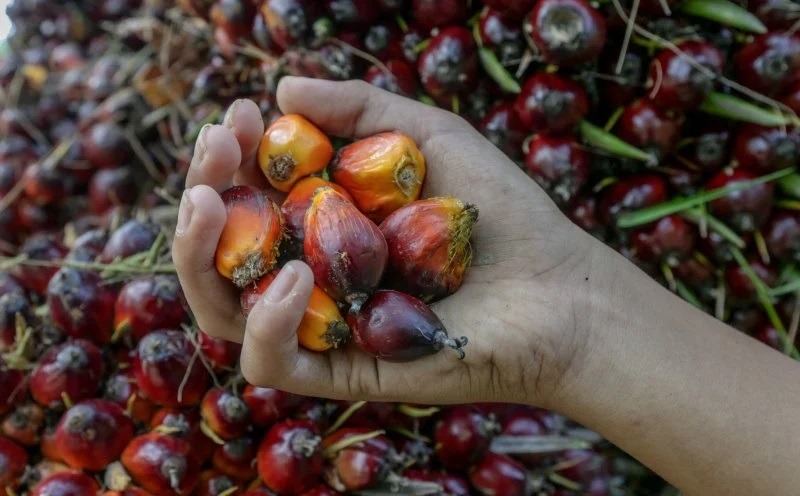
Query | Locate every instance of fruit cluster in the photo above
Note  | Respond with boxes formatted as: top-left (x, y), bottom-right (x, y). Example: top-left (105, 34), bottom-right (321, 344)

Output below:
top-left (2, 0), bottom-right (800, 494)
top-left (216, 114), bottom-right (472, 361)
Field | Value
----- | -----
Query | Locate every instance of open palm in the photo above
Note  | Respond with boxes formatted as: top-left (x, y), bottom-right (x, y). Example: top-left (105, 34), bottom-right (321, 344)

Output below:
top-left (173, 77), bottom-right (594, 407)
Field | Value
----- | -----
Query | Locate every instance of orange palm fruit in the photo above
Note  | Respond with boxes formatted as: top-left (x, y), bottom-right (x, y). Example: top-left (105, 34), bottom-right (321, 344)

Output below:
top-left (282, 177), bottom-right (354, 242)
top-left (329, 131), bottom-right (426, 222)
top-left (215, 186), bottom-right (284, 288)
top-left (379, 197), bottom-right (479, 302)
top-left (304, 187), bottom-right (388, 313)
top-left (258, 114), bottom-right (334, 192)
top-left (240, 271), bottom-right (350, 351)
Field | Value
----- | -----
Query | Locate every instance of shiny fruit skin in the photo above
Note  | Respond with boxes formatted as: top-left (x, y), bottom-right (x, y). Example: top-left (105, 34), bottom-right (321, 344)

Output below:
top-left (281, 177), bottom-right (353, 243)
top-left (707, 168), bottom-right (775, 233)
top-left (99, 219), bottom-right (160, 263)
top-left (304, 187), bottom-right (388, 312)
top-left (478, 8), bottom-right (523, 65)
top-left (213, 436), bottom-right (260, 481)
top-left (380, 197), bottom-right (478, 302)
top-left (418, 27), bottom-right (478, 105)
top-left (514, 73), bottom-right (588, 134)
top-left (257, 420), bottom-right (323, 495)
top-left (201, 388), bottom-right (251, 441)
top-left (113, 275), bottom-right (188, 342)
top-left (617, 99), bottom-right (682, 163)
top-left (363, 60), bottom-right (418, 97)
top-left (725, 259), bottom-right (778, 300)
top-left (260, 0), bottom-right (320, 51)
top-left (412, 0), bottom-right (469, 31)
top-left (348, 290), bottom-right (468, 362)
top-left (104, 369), bottom-right (156, 423)
top-left (733, 125), bottom-right (800, 172)
top-left (30, 339), bottom-right (105, 409)
top-left (242, 385), bottom-right (303, 428)
top-left (330, 131), bottom-right (426, 223)
top-left (198, 331), bottom-right (242, 371)
top-left (82, 121), bottom-right (133, 169)
top-left (647, 40), bottom-right (724, 111)
top-left (479, 101), bottom-right (527, 161)
top-left (30, 471), bottom-right (101, 496)
top-left (89, 168), bottom-right (138, 214)
top-left (0, 437), bottom-right (27, 494)
top-left (631, 214), bottom-right (695, 264)
top-left (735, 32), bottom-right (800, 96)
top-left (68, 228), bottom-right (108, 262)
top-left (121, 433), bottom-right (199, 496)
top-left (13, 235), bottom-right (67, 294)
top-left (525, 135), bottom-right (590, 206)
top-left (258, 114), bottom-right (334, 192)
top-left (241, 271), bottom-right (350, 351)
top-left (434, 405), bottom-right (496, 471)
top-left (469, 453), bottom-right (528, 496)
top-left (322, 428), bottom-right (395, 491)
top-left (765, 209), bottom-right (800, 262)
top-left (47, 267), bottom-right (117, 344)
top-left (215, 186), bottom-right (284, 288)
top-left (55, 399), bottom-right (134, 471)
top-left (526, 0), bottom-right (606, 67)
top-left (133, 330), bottom-right (209, 407)
top-left (598, 174), bottom-right (668, 225)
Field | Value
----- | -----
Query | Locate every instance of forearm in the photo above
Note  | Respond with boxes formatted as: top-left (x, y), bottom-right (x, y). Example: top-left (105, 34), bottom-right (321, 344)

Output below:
top-left (556, 242), bottom-right (800, 495)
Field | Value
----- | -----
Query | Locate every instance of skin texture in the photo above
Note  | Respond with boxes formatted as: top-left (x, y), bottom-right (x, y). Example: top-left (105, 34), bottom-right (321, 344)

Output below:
top-left (174, 77), bottom-right (800, 496)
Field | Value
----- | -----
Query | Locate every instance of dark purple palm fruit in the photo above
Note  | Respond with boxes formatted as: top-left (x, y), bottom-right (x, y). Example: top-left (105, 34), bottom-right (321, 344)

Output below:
top-left (483, 0), bottom-right (535, 19)
top-left (647, 40), bottom-right (724, 111)
top-left (599, 43), bottom-right (645, 109)
top-left (616, 99), bottom-right (683, 164)
top-left (525, 0), bottom-right (606, 68)
top-left (749, 0), bottom-right (800, 31)
top-left (631, 214), bottom-right (696, 265)
top-left (735, 32), bottom-right (800, 97)
top-left (479, 101), bottom-right (528, 161)
top-left (707, 168), bottom-right (775, 233)
top-left (733, 124), bottom-right (800, 172)
top-left (326, 0), bottom-right (380, 29)
top-left (417, 27), bottom-right (478, 106)
top-left (411, 0), bottom-right (470, 32)
top-left (478, 8), bottom-right (524, 66)
top-left (524, 135), bottom-right (590, 207)
top-left (764, 209), bottom-right (800, 262)
top-left (362, 22), bottom-right (405, 61)
top-left (363, 60), bottom-right (417, 97)
top-left (515, 72), bottom-right (588, 134)
top-left (598, 174), bottom-right (668, 226)
top-left (683, 123), bottom-right (732, 173)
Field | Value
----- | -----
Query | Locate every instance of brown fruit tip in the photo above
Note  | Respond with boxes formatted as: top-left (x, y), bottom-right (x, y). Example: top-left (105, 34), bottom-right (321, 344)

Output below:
top-left (232, 251), bottom-right (270, 288)
top-left (268, 154), bottom-right (297, 183)
top-left (325, 321), bottom-right (351, 349)
top-left (434, 331), bottom-right (469, 360)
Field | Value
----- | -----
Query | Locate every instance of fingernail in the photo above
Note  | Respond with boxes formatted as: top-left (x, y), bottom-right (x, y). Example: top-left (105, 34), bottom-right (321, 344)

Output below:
top-left (176, 188), bottom-right (195, 236)
top-left (265, 264), bottom-right (299, 302)
top-left (224, 100), bottom-right (242, 129)
top-left (196, 124), bottom-right (213, 163)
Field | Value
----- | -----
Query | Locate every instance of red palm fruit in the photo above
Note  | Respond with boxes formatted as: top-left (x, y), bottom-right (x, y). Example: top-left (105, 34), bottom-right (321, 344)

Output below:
top-left (121, 434), bottom-right (199, 496)
top-left (104, 370), bottom-right (156, 423)
top-left (260, 0), bottom-right (322, 51)
top-left (0, 367), bottom-right (25, 416)
top-left (411, 0), bottom-right (469, 31)
top-left (300, 485), bottom-right (340, 496)
top-left (434, 405), bottom-right (499, 471)
top-left (631, 214), bottom-right (695, 264)
top-left (22, 162), bottom-right (75, 206)
top-left (479, 101), bottom-right (527, 161)
top-left (132, 330), bottom-right (209, 407)
top-left (469, 453), bottom-right (529, 495)
top-left (478, 7), bottom-right (524, 65)
top-left (198, 331), bottom-right (242, 371)
top-left (0, 437), bottom-right (27, 495)
top-left (362, 22), bottom-right (404, 60)
top-left (707, 168), bottom-right (774, 233)
top-left (242, 385), bottom-right (303, 428)
top-left (765, 209), bottom-right (800, 262)
top-left (733, 125), bottom-right (800, 172)
top-left (349, 290), bottom-right (468, 361)
top-left (89, 168), bottom-right (138, 214)
top-left (598, 174), bottom-right (668, 225)
top-left (67, 228), bottom-right (108, 262)
top-left (13, 235), bottom-right (67, 294)
top-left (40, 425), bottom-right (63, 462)
top-left (726, 259), bottom-right (778, 300)
top-left (201, 388), bottom-right (251, 441)
top-left (195, 470), bottom-right (241, 496)
top-left (554, 449), bottom-right (610, 485)
top-left (30, 339), bottom-right (105, 409)
top-left (82, 121), bottom-right (133, 169)
top-left (113, 275), bottom-right (188, 342)
top-left (304, 187), bottom-right (388, 312)
top-left (363, 60), bottom-right (418, 97)
top-left (326, 0), bottom-right (380, 28)
top-left (215, 186), bottom-right (284, 288)
top-left (149, 407), bottom-right (215, 465)
top-left (329, 132), bottom-right (426, 223)
top-left (380, 197), bottom-right (478, 302)
top-left (2, 402), bottom-right (44, 446)
top-left (647, 40), bottom-right (724, 111)
top-left (735, 32), bottom-right (800, 96)
top-left (99, 219), bottom-right (161, 263)
top-left (617, 99), bottom-right (683, 163)
top-left (281, 177), bottom-right (353, 243)
top-left (103, 489), bottom-right (153, 496)
top-left (211, 0), bottom-right (257, 41)
top-left (526, 0), bottom-right (606, 67)
top-left (258, 420), bottom-right (323, 494)
top-left (404, 470), bottom-right (471, 495)
top-left (483, 0), bottom-right (534, 18)
top-left (525, 135), bottom-right (590, 206)
top-left (213, 436), bottom-right (259, 481)
top-left (0, 289), bottom-right (31, 351)
top-left (55, 399), bottom-right (134, 471)
top-left (31, 471), bottom-right (101, 496)
top-left (418, 27), bottom-right (478, 105)
top-left (515, 73), bottom-right (588, 135)
top-left (322, 428), bottom-right (396, 492)
top-left (46, 268), bottom-right (116, 344)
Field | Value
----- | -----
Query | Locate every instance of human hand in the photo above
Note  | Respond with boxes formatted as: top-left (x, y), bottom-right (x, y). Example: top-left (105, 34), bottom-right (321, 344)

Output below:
top-left (172, 77), bottom-right (597, 407)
